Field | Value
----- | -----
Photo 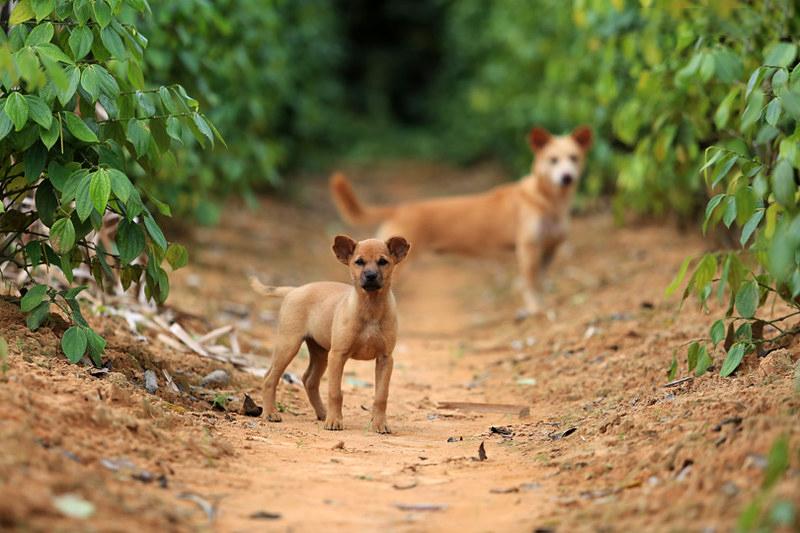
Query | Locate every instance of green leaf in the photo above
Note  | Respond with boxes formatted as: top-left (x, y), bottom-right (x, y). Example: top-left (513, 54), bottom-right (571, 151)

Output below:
top-left (35, 43), bottom-right (75, 65)
top-left (772, 159), bottom-right (796, 208)
top-left (765, 42), bottom-right (797, 68)
top-left (93, 0), bottom-right (112, 27)
top-left (40, 118), bottom-right (59, 149)
top-left (108, 168), bottom-right (133, 203)
top-left (143, 213), bottom-right (167, 251)
top-left (740, 209), bottom-right (764, 247)
top-left (80, 65), bottom-right (101, 102)
top-left (20, 284), bottom-right (48, 312)
top-left (165, 243), bottom-right (188, 270)
top-left (735, 280), bottom-right (759, 319)
top-left (192, 113), bottom-right (214, 147)
top-left (722, 196), bottom-right (737, 228)
top-left (765, 98), bottom-right (782, 126)
top-left (99, 26), bottom-right (126, 58)
top-left (85, 328), bottom-right (106, 366)
top-left (720, 343), bottom-right (747, 377)
top-left (35, 179), bottom-right (58, 227)
top-left (31, 0), bottom-right (55, 20)
top-left (763, 435), bottom-right (789, 489)
top-left (116, 219), bottom-right (145, 265)
top-left (50, 217), bottom-right (76, 255)
top-left (694, 346), bottom-right (712, 376)
top-left (0, 112), bottom-right (13, 141)
top-left (666, 256), bottom-right (692, 298)
top-left (126, 119), bottom-right (149, 156)
top-left (61, 326), bottom-right (87, 363)
top-left (25, 22), bottom-right (54, 46)
top-left (5, 92), bottom-right (29, 131)
top-left (63, 111), bottom-right (98, 143)
top-left (781, 91), bottom-right (800, 121)
top-left (667, 353), bottom-right (677, 381)
top-left (24, 142), bottom-right (47, 182)
top-left (10, 0), bottom-right (35, 24)
top-left (89, 169), bottom-right (111, 214)
top-left (55, 64), bottom-right (81, 105)
top-left (68, 26), bottom-right (93, 60)
top-left (75, 174), bottom-right (94, 221)
top-left (25, 95), bottom-right (52, 129)
top-left (26, 301), bottom-right (50, 330)
top-left (710, 319), bottom-right (725, 346)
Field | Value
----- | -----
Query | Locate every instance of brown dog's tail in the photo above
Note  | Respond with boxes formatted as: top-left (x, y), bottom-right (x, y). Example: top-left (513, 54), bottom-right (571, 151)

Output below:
top-left (329, 172), bottom-right (395, 226)
top-left (249, 276), bottom-right (294, 298)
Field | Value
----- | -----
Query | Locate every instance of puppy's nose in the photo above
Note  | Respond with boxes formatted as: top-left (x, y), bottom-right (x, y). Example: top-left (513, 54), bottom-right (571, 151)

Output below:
top-left (364, 271), bottom-right (378, 281)
top-left (560, 174), bottom-right (574, 186)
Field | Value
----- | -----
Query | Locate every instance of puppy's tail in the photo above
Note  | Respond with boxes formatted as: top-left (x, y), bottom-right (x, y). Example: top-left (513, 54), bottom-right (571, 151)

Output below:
top-left (249, 276), bottom-right (294, 298)
top-left (329, 172), bottom-right (395, 226)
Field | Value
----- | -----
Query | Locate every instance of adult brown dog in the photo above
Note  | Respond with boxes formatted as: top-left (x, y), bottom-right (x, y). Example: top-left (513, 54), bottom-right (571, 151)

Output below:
top-left (330, 126), bottom-right (592, 315)
top-left (253, 235), bottom-right (410, 433)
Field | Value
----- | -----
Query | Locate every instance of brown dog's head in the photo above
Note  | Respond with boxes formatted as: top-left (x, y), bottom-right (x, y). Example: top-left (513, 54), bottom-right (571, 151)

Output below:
top-left (332, 235), bottom-right (410, 293)
top-left (528, 126), bottom-right (592, 190)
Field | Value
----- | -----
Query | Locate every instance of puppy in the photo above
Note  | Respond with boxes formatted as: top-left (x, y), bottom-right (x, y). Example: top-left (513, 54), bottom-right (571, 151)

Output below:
top-left (330, 126), bottom-right (592, 314)
top-left (254, 235), bottom-right (410, 433)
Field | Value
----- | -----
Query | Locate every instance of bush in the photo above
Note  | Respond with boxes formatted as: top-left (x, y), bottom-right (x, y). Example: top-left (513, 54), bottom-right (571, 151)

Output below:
top-left (139, 0), bottom-right (345, 223)
top-left (0, 0), bottom-right (216, 364)
top-left (429, 0), bottom-right (799, 376)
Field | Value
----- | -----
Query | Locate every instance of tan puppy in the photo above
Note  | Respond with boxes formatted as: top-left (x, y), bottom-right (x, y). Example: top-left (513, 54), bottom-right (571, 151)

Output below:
top-left (330, 126), bottom-right (592, 315)
top-left (254, 235), bottom-right (410, 433)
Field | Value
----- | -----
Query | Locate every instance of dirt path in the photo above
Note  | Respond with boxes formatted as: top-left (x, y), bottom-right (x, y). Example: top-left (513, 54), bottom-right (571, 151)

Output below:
top-left (1, 162), bottom-right (798, 532)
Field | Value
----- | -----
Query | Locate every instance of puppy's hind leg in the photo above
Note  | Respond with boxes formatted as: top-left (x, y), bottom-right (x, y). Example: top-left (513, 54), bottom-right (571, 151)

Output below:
top-left (302, 339), bottom-right (328, 421)
top-left (262, 335), bottom-right (303, 422)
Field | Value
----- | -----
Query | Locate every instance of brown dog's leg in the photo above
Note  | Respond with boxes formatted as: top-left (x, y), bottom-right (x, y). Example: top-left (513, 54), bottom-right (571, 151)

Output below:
top-left (323, 350), bottom-right (347, 430)
top-left (371, 354), bottom-right (394, 434)
top-left (262, 336), bottom-right (303, 422)
top-left (516, 239), bottom-right (544, 314)
top-left (302, 339), bottom-right (328, 421)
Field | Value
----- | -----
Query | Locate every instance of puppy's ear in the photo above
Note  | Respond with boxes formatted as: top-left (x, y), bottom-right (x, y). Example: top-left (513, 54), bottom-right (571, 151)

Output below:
top-left (571, 125), bottom-right (593, 150)
top-left (385, 236), bottom-right (410, 263)
top-left (528, 127), bottom-right (551, 152)
top-left (332, 235), bottom-right (357, 265)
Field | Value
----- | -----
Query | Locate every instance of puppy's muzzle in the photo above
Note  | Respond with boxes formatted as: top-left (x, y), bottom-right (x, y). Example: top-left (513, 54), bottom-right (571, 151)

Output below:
top-left (361, 270), bottom-right (382, 291)
top-left (560, 173), bottom-right (574, 187)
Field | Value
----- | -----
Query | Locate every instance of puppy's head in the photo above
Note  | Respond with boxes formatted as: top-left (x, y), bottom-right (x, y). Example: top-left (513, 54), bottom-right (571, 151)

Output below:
top-left (333, 235), bottom-right (410, 293)
top-left (528, 126), bottom-right (592, 190)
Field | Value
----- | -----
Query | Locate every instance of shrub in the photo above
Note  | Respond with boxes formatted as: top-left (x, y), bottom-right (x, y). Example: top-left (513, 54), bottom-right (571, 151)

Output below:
top-left (0, 0), bottom-right (216, 364)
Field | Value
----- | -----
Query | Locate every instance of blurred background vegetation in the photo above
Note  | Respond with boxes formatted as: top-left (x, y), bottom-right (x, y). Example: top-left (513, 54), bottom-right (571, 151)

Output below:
top-left (132, 0), bottom-right (798, 224)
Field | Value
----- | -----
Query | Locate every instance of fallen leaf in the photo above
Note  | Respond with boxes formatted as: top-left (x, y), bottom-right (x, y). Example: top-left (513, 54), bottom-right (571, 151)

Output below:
top-left (478, 441), bottom-right (487, 461)
top-left (242, 394), bottom-right (263, 417)
top-left (250, 511), bottom-right (281, 520)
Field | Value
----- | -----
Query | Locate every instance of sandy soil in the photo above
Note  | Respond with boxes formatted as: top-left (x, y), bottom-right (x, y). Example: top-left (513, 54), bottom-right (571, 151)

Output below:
top-left (0, 161), bottom-right (798, 532)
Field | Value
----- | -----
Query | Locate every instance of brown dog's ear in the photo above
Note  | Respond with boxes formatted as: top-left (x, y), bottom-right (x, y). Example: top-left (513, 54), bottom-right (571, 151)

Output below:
top-left (571, 125), bottom-right (593, 149)
top-left (385, 236), bottom-right (410, 263)
top-left (528, 127), bottom-right (552, 152)
top-left (332, 235), bottom-right (357, 265)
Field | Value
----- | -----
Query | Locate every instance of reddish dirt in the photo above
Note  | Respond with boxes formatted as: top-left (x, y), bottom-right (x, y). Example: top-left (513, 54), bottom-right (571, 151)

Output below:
top-left (0, 161), bottom-right (798, 532)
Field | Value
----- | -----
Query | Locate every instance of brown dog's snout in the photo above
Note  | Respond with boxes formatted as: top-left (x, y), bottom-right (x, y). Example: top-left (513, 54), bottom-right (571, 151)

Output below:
top-left (560, 173), bottom-right (574, 186)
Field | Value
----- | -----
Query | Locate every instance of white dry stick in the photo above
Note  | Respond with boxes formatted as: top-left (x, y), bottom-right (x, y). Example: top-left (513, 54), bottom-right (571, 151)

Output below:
top-left (162, 368), bottom-right (180, 393)
top-left (157, 333), bottom-right (189, 353)
top-left (197, 325), bottom-right (234, 345)
top-left (168, 323), bottom-right (210, 357)
top-left (229, 330), bottom-right (241, 355)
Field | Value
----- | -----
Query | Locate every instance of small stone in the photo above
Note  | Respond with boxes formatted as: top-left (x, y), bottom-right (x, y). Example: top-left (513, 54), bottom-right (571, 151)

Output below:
top-left (758, 349), bottom-right (793, 378)
top-left (144, 370), bottom-right (158, 394)
top-left (201, 369), bottom-right (230, 388)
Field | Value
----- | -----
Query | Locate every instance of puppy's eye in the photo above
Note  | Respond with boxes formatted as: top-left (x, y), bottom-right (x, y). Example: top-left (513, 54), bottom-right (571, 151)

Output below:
top-left (549, 157), bottom-right (558, 164)
top-left (569, 154), bottom-right (579, 163)
top-left (354, 258), bottom-right (365, 266)
top-left (377, 257), bottom-right (389, 266)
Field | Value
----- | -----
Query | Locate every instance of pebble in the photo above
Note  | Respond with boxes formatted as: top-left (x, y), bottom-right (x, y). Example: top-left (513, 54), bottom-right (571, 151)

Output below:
top-left (144, 369), bottom-right (158, 394)
top-left (201, 369), bottom-right (230, 387)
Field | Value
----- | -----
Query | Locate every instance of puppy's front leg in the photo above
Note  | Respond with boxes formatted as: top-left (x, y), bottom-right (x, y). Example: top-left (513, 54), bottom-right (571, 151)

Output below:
top-left (371, 354), bottom-right (394, 434)
top-left (324, 350), bottom-right (347, 430)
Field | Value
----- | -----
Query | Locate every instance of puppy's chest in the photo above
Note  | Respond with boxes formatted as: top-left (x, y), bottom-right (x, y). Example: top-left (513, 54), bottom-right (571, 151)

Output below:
top-left (348, 321), bottom-right (391, 360)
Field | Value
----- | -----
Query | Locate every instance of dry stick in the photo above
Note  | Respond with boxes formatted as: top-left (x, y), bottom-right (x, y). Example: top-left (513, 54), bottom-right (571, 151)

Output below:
top-left (437, 401), bottom-right (530, 418)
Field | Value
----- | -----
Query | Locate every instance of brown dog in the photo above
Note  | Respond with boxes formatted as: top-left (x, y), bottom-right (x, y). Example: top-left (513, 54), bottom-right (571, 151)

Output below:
top-left (330, 126), bottom-right (592, 315)
top-left (254, 235), bottom-right (410, 433)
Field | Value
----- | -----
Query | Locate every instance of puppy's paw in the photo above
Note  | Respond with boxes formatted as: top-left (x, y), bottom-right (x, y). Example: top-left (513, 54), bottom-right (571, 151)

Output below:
top-left (266, 412), bottom-right (282, 423)
top-left (315, 410), bottom-right (327, 421)
top-left (371, 419), bottom-right (391, 434)
top-left (323, 417), bottom-right (343, 431)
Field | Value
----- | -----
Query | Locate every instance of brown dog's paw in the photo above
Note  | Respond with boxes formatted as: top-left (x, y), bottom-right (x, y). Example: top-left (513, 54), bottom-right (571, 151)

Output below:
top-left (266, 412), bottom-right (282, 422)
top-left (315, 410), bottom-right (327, 421)
top-left (371, 421), bottom-right (391, 434)
top-left (323, 418), bottom-right (343, 431)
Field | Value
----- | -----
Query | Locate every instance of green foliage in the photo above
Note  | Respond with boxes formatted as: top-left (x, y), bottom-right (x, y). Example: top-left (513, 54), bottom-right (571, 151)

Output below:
top-left (1, 0), bottom-right (213, 365)
top-left (737, 435), bottom-right (798, 532)
top-left (0, 335), bottom-right (8, 375)
top-left (138, 0), bottom-right (345, 222)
